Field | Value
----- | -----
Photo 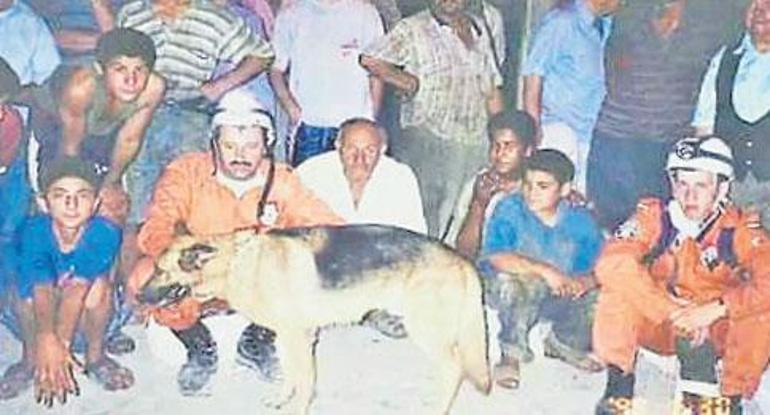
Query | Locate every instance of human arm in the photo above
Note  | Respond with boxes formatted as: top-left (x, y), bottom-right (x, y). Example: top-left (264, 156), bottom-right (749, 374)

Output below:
top-left (58, 69), bottom-right (96, 157)
top-left (91, 0), bottom-right (116, 32)
top-left (32, 283), bottom-right (85, 406)
top-left (274, 168), bottom-right (345, 228)
top-left (202, 17), bottom-right (274, 101)
top-left (101, 74), bottom-right (165, 186)
top-left (455, 172), bottom-right (502, 258)
top-left (522, 75), bottom-right (543, 138)
top-left (359, 22), bottom-right (419, 97)
top-left (136, 158), bottom-right (194, 258)
top-left (269, 68), bottom-right (302, 126)
top-left (691, 46), bottom-right (726, 136)
top-left (488, 251), bottom-right (579, 297)
top-left (359, 55), bottom-right (419, 97)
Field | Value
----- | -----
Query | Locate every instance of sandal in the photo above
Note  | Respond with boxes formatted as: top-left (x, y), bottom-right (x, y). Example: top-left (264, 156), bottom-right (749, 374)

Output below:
top-left (0, 362), bottom-right (34, 400)
top-left (493, 357), bottom-right (520, 389)
top-left (85, 357), bottom-right (134, 391)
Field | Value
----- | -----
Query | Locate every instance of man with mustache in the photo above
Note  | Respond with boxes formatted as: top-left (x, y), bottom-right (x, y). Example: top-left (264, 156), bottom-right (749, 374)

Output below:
top-left (692, 0), bottom-right (770, 231)
top-left (126, 90), bottom-right (343, 395)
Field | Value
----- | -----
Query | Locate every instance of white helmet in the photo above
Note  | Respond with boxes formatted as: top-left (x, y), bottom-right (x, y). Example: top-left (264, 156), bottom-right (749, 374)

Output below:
top-left (211, 89), bottom-right (276, 148)
top-left (666, 136), bottom-right (734, 180)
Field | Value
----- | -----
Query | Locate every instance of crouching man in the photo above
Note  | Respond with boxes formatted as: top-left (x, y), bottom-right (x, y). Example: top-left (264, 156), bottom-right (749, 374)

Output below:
top-left (479, 149), bottom-right (605, 390)
top-left (593, 136), bottom-right (770, 414)
top-left (0, 156), bottom-right (132, 404)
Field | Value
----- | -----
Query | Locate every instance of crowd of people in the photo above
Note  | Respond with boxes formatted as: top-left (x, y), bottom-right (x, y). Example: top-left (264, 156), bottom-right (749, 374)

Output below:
top-left (0, 0), bottom-right (769, 414)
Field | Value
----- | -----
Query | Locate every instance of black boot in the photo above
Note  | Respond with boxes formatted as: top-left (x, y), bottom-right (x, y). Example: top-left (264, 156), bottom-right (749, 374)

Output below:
top-left (595, 365), bottom-right (635, 415)
top-left (236, 324), bottom-right (282, 382)
top-left (173, 322), bottom-right (218, 395)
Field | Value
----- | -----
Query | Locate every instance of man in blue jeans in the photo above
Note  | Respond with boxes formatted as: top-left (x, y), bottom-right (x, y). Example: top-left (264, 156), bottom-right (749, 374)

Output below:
top-left (480, 149), bottom-right (604, 390)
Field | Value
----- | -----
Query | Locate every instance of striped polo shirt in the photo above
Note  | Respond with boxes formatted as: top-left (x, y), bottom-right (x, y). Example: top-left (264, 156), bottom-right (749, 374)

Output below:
top-left (117, 0), bottom-right (274, 101)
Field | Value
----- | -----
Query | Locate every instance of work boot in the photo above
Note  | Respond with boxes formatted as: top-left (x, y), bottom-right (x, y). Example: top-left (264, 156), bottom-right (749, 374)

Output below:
top-left (595, 365), bottom-right (635, 415)
top-left (173, 322), bottom-right (218, 395)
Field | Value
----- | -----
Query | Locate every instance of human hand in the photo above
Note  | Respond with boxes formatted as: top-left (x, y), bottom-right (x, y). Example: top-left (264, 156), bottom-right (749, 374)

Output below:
top-left (34, 333), bottom-right (82, 407)
top-left (287, 102), bottom-right (302, 128)
top-left (97, 182), bottom-right (129, 224)
top-left (670, 301), bottom-right (726, 340)
top-left (200, 82), bottom-right (228, 103)
top-left (542, 270), bottom-right (575, 297)
top-left (472, 171), bottom-right (503, 209)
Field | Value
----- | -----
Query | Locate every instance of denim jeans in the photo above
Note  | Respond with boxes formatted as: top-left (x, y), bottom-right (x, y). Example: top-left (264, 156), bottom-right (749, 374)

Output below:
top-left (0, 148), bottom-right (31, 298)
top-left (587, 131), bottom-right (670, 231)
top-left (291, 123), bottom-right (338, 167)
top-left (125, 104), bottom-right (212, 225)
top-left (485, 272), bottom-right (596, 361)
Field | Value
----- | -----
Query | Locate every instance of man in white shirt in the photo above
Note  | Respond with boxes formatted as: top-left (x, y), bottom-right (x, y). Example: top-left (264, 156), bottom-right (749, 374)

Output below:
top-left (297, 117), bottom-right (426, 234)
top-left (270, 0), bottom-right (384, 166)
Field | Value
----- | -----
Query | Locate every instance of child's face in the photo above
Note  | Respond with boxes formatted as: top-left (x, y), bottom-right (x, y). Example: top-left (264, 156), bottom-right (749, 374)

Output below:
top-left (45, 176), bottom-right (97, 229)
top-left (523, 170), bottom-right (568, 215)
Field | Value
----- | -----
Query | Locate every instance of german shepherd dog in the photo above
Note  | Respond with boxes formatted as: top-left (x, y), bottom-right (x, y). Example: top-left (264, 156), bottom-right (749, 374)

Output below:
top-left (139, 224), bottom-right (491, 414)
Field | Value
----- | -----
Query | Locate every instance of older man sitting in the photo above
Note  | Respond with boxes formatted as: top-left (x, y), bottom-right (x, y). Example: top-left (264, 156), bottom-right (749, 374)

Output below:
top-left (297, 118), bottom-right (426, 234)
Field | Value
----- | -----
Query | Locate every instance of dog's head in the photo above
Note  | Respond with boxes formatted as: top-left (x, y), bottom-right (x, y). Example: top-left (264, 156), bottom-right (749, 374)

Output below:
top-left (138, 235), bottom-right (232, 308)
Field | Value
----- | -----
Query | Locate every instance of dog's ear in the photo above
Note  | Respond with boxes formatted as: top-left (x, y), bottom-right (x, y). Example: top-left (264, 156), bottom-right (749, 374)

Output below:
top-left (178, 243), bottom-right (218, 272)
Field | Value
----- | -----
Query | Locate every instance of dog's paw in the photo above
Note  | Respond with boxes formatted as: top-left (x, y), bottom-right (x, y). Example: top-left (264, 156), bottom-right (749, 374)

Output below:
top-left (261, 385), bottom-right (295, 410)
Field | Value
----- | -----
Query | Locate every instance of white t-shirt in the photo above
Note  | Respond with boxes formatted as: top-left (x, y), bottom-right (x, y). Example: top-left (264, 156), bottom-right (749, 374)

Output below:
top-left (296, 151), bottom-right (427, 234)
top-left (272, 0), bottom-right (383, 127)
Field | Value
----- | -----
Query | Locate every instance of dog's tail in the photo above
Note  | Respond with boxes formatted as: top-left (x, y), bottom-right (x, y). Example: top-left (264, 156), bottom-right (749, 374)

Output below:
top-left (457, 263), bottom-right (491, 394)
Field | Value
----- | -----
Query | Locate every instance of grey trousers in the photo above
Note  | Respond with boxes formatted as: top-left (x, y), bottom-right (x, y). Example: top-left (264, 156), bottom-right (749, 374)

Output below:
top-left (391, 127), bottom-right (487, 238)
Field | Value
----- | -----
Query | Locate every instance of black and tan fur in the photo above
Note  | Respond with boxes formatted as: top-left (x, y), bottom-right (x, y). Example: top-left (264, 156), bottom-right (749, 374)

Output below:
top-left (140, 224), bottom-right (491, 415)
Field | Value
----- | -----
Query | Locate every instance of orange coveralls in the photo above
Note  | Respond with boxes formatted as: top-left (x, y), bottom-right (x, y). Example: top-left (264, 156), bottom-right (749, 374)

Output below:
top-left (127, 152), bottom-right (344, 328)
top-left (593, 198), bottom-right (770, 397)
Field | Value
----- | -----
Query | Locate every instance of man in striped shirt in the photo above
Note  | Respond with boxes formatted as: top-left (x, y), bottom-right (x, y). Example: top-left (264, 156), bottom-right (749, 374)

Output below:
top-left (115, 0), bottom-right (274, 295)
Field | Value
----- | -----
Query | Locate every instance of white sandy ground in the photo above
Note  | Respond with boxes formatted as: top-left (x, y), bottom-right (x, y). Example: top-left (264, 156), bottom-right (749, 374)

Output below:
top-left (0, 312), bottom-right (768, 415)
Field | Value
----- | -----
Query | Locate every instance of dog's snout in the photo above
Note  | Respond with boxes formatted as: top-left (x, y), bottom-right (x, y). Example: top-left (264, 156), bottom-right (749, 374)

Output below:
top-left (138, 282), bottom-right (191, 307)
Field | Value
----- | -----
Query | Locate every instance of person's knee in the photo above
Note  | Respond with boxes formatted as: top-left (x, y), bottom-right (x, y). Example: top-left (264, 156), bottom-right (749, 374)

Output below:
top-left (85, 278), bottom-right (112, 311)
top-left (126, 256), bottom-right (155, 303)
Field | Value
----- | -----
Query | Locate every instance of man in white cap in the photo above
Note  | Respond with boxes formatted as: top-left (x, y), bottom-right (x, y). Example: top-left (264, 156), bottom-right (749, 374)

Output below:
top-left (126, 90), bottom-right (343, 395)
top-left (591, 136), bottom-right (770, 414)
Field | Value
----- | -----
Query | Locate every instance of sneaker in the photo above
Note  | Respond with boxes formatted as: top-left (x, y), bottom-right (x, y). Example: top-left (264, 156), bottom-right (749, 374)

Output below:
top-left (595, 365), bottom-right (635, 415)
top-left (236, 324), bottom-right (283, 383)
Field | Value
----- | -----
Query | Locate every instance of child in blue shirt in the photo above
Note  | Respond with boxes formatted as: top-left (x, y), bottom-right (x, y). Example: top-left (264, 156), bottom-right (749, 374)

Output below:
top-left (0, 156), bottom-right (133, 404)
top-left (480, 149), bottom-right (604, 389)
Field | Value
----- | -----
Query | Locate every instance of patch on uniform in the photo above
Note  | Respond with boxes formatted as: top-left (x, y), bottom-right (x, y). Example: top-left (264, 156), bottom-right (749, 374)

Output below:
top-left (614, 218), bottom-right (640, 240)
top-left (259, 202), bottom-right (279, 227)
top-left (700, 246), bottom-right (719, 271)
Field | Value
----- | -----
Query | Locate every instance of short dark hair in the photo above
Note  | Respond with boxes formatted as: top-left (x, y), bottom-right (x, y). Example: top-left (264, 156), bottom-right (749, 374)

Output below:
top-left (525, 149), bottom-right (575, 185)
top-left (96, 28), bottom-right (157, 69)
top-left (39, 156), bottom-right (101, 192)
top-left (0, 58), bottom-right (21, 102)
top-left (487, 110), bottom-right (537, 149)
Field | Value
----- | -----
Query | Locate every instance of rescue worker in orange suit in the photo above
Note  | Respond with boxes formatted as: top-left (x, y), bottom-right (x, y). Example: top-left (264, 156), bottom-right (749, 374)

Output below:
top-left (593, 136), bottom-right (770, 414)
top-left (126, 90), bottom-right (343, 395)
